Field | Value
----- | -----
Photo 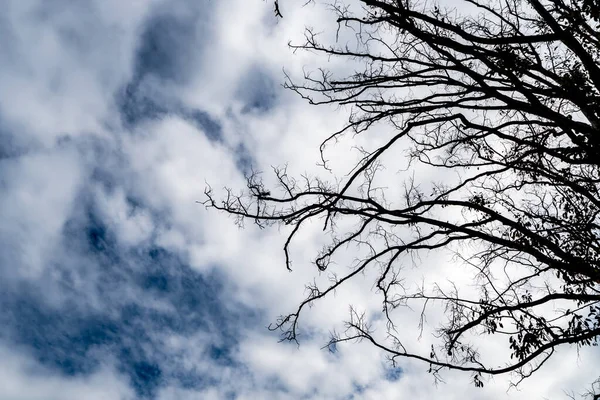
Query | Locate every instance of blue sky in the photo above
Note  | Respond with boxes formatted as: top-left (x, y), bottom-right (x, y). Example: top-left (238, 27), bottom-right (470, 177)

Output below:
top-left (0, 1), bottom-right (597, 399)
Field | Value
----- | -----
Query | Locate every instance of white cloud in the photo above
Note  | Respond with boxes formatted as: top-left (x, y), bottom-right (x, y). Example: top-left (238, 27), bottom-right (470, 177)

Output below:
top-left (0, 0), bottom-right (597, 399)
top-left (0, 345), bottom-right (134, 400)
top-left (0, 146), bottom-right (84, 279)
top-left (0, 0), bottom-right (154, 145)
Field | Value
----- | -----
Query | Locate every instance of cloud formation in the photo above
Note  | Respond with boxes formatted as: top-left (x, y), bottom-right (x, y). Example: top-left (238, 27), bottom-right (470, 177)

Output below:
top-left (0, 0), bottom-right (597, 399)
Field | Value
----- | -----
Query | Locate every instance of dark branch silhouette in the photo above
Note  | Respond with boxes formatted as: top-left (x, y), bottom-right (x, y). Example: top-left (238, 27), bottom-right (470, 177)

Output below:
top-left (206, 0), bottom-right (600, 392)
top-left (274, 0), bottom-right (283, 18)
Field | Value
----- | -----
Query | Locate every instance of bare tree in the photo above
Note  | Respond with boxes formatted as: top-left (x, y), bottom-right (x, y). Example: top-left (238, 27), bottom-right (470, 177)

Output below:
top-left (205, 0), bottom-right (600, 390)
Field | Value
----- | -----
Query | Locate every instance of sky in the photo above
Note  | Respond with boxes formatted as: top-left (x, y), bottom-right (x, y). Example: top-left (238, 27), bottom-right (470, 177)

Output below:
top-left (0, 0), bottom-right (597, 399)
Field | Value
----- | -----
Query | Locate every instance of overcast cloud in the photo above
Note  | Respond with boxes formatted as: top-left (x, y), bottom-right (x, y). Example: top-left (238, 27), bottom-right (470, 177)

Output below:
top-left (0, 0), bottom-right (597, 399)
